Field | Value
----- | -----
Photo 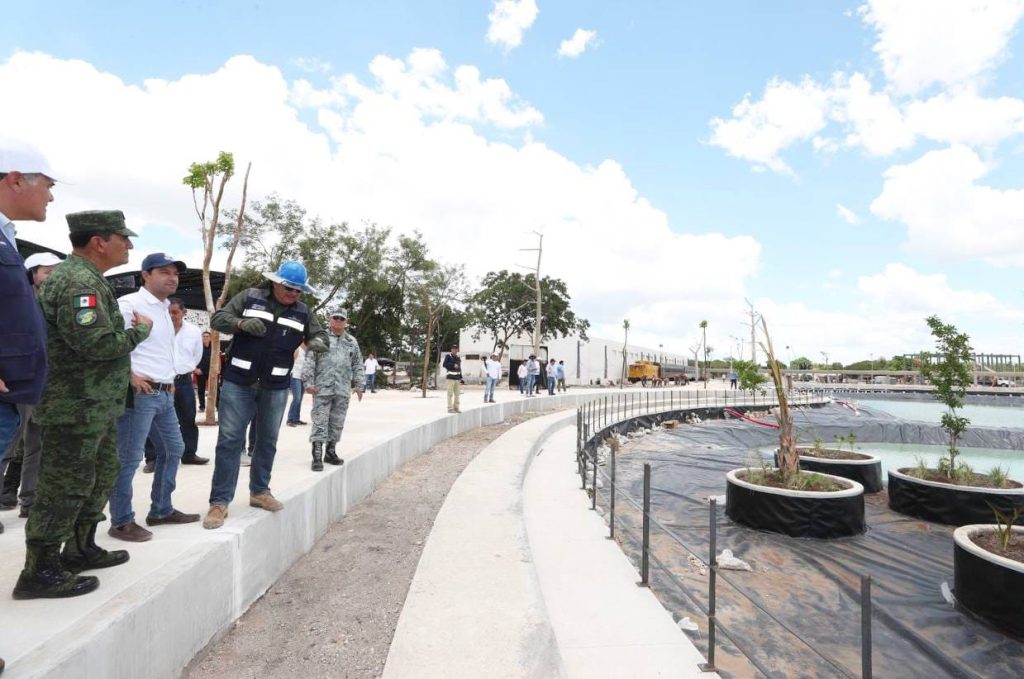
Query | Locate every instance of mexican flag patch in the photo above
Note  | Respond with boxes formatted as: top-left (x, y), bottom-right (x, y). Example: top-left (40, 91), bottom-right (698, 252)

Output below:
top-left (73, 294), bottom-right (97, 309)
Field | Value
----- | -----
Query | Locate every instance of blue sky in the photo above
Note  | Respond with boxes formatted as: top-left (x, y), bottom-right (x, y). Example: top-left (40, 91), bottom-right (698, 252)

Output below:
top-left (4, 1), bottom-right (1024, 362)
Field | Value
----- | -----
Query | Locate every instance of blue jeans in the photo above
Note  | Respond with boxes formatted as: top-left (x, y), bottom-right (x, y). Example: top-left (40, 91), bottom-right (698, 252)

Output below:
top-left (0, 401), bottom-right (21, 467)
top-left (547, 376), bottom-right (556, 395)
top-left (287, 377), bottom-right (304, 423)
top-left (484, 376), bottom-right (497, 401)
top-left (366, 373), bottom-right (376, 392)
top-left (525, 374), bottom-right (536, 394)
top-left (210, 380), bottom-right (288, 505)
top-left (518, 377), bottom-right (525, 394)
top-left (112, 391), bottom-right (185, 525)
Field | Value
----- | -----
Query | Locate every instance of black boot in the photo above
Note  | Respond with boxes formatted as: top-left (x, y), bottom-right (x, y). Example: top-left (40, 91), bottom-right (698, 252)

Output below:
top-left (13, 545), bottom-right (100, 600)
top-left (311, 442), bottom-right (324, 472)
top-left (0, 458), bottom-right (21, 509)
top-left (324, 442), bottom-right (344, 466)
top-left (61, 523), bottom-right (130, 573)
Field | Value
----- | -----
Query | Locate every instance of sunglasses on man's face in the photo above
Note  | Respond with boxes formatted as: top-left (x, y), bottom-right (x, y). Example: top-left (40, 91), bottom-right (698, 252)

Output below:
top-left (331, 315), bottom-right (346, 321)
top-left (281, 285), bottom-right (302, 294)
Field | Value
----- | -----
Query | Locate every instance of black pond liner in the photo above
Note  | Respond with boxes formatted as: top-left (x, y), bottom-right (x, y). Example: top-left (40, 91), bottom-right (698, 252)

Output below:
top-left (953, 526), bottom-right (1024, 640)
top-left (596, 403), bottom-right (1024, 679)
top-left (725, 469), bottom-right (865, 538)
top-left (783, 449), bottom-right (885, 493)
top-left (888, 469), bottom-right (1024, 526)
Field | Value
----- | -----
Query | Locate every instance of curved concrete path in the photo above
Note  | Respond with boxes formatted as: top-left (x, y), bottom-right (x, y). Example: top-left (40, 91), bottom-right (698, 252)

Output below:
top-left (384, 410), bottom-right (716, 679)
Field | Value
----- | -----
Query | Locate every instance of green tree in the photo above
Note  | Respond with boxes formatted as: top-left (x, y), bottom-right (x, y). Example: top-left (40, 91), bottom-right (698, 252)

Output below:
top-left (921, 315), bottom-right (973, 478)
top-left (409, 264), bottom-right (468, 397)
top-left (465, 270), bottom-right (589, 359)
top-left (733, 359), bottom-right (766, 392)
top-left (183, 151), bottom-right (251, 423)
top-left (790, 356), bottom-right (813, 370)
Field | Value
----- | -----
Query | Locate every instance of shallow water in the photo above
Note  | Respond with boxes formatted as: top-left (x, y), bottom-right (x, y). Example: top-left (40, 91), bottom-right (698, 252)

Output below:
top-left (760, 440), bottom-right (1024, 480)
top-left (857, 398), bottom-right (1024, 428)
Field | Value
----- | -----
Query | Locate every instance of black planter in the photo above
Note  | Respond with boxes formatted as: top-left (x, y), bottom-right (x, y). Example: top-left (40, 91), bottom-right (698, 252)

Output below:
top-left (725, 469), bottom-right (866, 539)
top-left (787, 448), bottom-right (884, 494)
top-left (954, 525), bottom-right (1024, 639)
top-left (888, 469), bottom-right (1024, 526)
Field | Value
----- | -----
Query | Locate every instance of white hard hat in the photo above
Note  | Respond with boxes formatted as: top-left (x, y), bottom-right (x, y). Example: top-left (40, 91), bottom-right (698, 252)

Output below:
top-left (24, 252), bottom-right (63, 269)
top-left (0, 137), bottom-right (56, 179)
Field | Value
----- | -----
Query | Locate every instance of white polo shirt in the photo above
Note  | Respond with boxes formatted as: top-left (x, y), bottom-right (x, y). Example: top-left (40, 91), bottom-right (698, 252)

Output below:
top-left (118, 287), bottom-right (176, 383)
top-left (174, 320), bottom-right (203, 375)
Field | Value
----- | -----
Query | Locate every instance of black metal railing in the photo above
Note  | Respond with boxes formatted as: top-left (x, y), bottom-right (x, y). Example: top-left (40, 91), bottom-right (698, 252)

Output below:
top-left (574, 390), bottom-right (874, 678)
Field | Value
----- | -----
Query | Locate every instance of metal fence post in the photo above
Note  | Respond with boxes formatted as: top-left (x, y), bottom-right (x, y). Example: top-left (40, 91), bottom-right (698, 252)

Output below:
top-left (639, 463), bottom-right (651, 587)
top-left (581, 423), bottom-right (589, 489)
top-left (862, 575), bottom-right (873, 679)
top-left (608, 446), bottom-right (616, 539)
top-left (591, 445), bottom-right (598, 510)
top-left (700, 498), bottom-right (719, 672)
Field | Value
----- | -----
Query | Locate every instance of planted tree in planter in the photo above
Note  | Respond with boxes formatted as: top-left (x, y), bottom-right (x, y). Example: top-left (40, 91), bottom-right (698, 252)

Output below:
top-left (889, 316), bottom-right (1024, 525)
top-left (725, 317), bottom-right (866, 538)
top-left (919, 315), bottom-right (973, 480)
top-left (733, 359), bottom-right (766, 393)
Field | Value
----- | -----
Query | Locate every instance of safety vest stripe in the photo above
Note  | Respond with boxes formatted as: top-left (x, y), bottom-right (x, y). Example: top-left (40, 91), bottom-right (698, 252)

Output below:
top-left (242, 308), bottom-right (274, 322)
top-left (277, 316), bottom-right (304, 332)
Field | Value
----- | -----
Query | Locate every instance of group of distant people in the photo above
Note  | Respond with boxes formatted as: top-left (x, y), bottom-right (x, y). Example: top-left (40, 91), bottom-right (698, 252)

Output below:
top-left (0, 140), bottom-right (370, 625)
top-left (516, 355), bottom-right (567, 396)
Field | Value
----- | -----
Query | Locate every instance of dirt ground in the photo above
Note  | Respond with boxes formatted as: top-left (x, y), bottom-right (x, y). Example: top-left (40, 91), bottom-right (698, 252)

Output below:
top-left (184, 412), bottom-right (538, 679)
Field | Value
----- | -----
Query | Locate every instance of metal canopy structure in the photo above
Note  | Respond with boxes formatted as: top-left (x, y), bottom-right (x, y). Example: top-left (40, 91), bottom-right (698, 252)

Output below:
top-left (15, 238), bottom-right (224, 312)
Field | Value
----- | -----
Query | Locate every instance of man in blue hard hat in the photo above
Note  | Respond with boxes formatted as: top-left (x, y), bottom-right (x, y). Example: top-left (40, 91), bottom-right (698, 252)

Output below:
top-left (203, 261), bottom-right (328, 529)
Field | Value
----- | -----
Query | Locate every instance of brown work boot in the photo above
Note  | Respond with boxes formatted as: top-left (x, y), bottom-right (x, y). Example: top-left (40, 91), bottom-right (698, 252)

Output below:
top-left (203, 504), bottom-right (228, 530)
top-left (108, 521), bottom-right (153, 543)
top-left (249, 492), bottom-right (284, 512)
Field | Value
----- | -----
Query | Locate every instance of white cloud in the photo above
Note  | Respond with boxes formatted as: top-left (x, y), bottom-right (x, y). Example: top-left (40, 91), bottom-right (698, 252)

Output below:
top-left (557, 29), bottom-right (598, 58)
top-left (0, 49), bottom-right (762, 354)
top-left (870, 145), bottom-right (1024, 264)
top-left (905, 91), bottom-right (1024, 147)
top-left (836, 203), bottom-right (860, 224)
top-left (486, 0), bottom-right (539, 51)
top-left (858, 263), bottom-right (1006, 314)
top-left (291, 57), bottom-right (332, 74)
top-left (858, 0), bottom-right (1024, 95)
top-left (708, 78), bottom-right (829, 175)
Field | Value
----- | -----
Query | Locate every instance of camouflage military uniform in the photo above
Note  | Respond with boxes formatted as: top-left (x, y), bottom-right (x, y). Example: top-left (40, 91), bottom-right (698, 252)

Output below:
top-left (26, 253), bottom-right (149, 552)
top-left (302, 331), bottom-right (364, 444)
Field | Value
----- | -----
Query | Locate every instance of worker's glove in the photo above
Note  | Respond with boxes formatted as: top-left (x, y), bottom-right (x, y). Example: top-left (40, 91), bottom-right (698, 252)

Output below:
top-left (238, 318), bottom-right (267, 337)
top-left (307, 338), bottom-right (329, 353)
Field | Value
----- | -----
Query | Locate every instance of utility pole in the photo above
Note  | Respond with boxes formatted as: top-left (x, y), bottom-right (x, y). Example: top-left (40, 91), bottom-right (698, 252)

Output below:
top-left (743, 298), bottom-right (760, 365)
top-left (620, 319), bottom-right (630, 388)
top-left (519, 232), bottom-right (544, 357)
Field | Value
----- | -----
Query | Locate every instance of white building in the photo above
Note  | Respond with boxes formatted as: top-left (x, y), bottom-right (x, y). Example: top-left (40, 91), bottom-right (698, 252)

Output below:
top-left (455, 327), bottom-right (692, 387)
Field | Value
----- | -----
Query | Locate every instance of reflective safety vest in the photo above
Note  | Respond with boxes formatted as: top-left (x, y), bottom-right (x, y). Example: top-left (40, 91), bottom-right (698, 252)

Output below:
top-left (222, 289), bottom-right (308, 389)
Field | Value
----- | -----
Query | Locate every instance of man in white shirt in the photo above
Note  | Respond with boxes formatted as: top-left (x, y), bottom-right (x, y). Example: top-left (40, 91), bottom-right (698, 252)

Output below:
top-left (364, 352), bottom-right (380, 394)
top-left (170, 298), bottom-right (207, 465)
top-left (483, 353), bottom-right (501, 403)
top-left (108, 254), bottom-right (200, 542)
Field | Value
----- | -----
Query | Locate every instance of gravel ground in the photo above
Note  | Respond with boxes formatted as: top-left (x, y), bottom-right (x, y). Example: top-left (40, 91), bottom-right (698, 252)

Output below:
top-left (184, 412), bottom-right (539, 679)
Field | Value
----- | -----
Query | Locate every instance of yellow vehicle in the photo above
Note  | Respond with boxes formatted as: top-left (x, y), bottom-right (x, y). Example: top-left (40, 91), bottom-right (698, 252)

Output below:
top-left (628, 360), bottom-right (660, 384)
top-left (627, 360), bottom-right (694, 385)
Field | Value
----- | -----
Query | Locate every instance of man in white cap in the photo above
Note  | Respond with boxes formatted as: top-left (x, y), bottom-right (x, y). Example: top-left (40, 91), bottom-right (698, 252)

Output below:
top-left (1, 251), bottom-right (62, 520)
top-left (0, 138), bottom-right (56, 545)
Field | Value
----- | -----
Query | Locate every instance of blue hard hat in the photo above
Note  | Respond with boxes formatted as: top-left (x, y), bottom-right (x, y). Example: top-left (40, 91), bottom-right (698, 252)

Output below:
top-left (263, 260), bottom-right (314, 293)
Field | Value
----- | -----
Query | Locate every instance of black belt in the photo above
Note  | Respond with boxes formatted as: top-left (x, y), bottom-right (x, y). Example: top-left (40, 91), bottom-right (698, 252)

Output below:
top-left (145, 381), bottom-right (174, 392)
top-left (174, 373), bottom-right (193, 382)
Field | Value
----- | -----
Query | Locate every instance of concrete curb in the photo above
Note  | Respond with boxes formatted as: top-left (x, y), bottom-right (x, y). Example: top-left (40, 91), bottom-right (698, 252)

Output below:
top-left (3, 393), bottom-right (597, 679)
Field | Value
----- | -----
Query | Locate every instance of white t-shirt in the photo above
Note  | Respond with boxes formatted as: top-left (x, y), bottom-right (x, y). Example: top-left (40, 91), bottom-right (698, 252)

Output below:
top-left (293, 346), bottom-right (306, 376)
top-left (364, 357), bottom-right (379, 375)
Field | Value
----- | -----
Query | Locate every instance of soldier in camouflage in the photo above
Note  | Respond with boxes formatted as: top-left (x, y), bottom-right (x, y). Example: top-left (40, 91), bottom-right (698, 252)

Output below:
top-left (13, 210), bottom-right (152, 601)
top-left (302, 308), bottom-right (363, 471)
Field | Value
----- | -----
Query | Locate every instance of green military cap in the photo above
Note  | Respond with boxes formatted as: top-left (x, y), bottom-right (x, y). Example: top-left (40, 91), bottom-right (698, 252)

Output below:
top-left (66, 210), bottom-right (138, 237)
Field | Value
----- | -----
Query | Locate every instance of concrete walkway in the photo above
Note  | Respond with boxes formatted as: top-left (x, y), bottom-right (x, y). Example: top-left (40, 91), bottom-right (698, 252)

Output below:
top-left (0, 382), bottom-right (731, 678)
top-left (383, 410), bottom-right (715, 679)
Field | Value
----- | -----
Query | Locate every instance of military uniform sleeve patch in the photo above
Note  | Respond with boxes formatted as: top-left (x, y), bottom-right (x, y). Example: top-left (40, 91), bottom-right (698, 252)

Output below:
top-left (72, 291), bottom-right (98, 309)
top-left (75, 308), bottom-right (98, 326)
